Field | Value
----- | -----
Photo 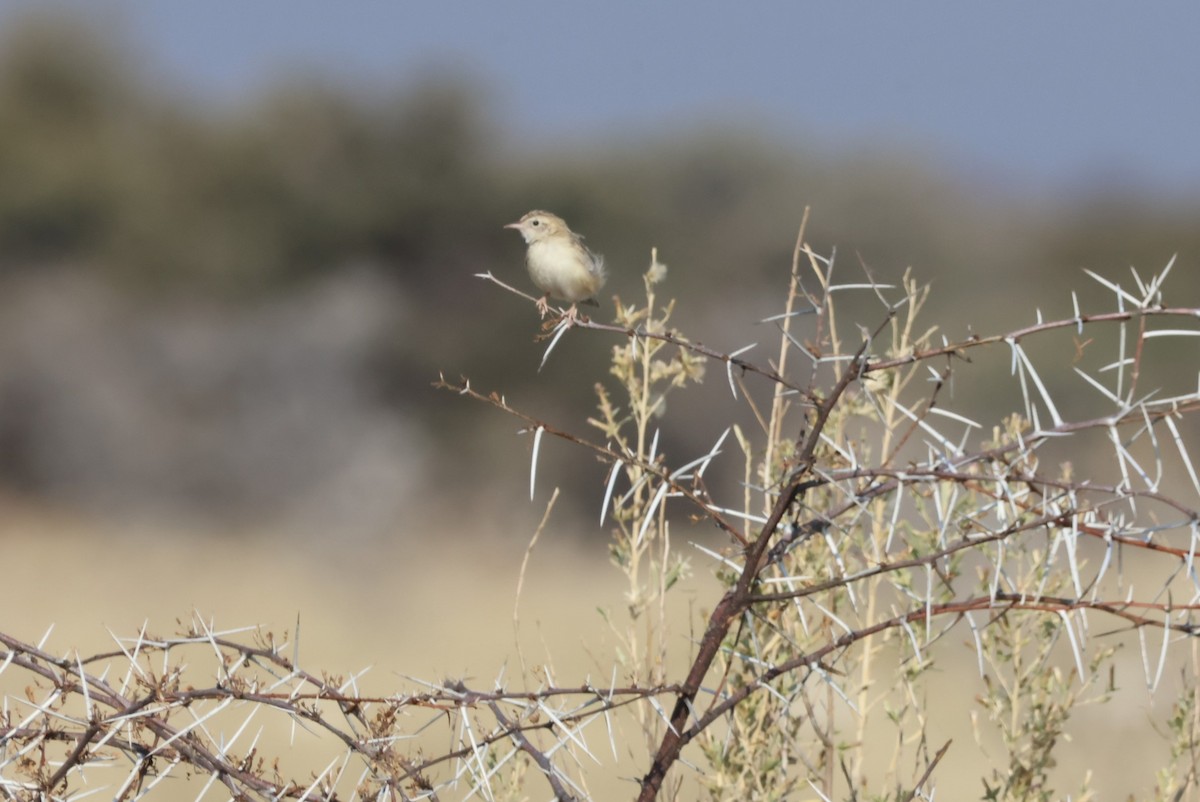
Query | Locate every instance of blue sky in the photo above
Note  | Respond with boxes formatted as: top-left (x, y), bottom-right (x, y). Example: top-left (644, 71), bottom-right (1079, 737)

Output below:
top-left (4, 1), bottom-right (1200, 199)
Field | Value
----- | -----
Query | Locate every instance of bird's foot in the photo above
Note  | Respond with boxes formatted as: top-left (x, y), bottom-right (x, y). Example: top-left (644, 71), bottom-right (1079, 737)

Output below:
top-left (537, 301), bottom-right (590, 333)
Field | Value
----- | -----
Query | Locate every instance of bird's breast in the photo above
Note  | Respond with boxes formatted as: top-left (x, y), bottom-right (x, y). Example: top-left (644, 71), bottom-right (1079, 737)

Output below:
top-left (526, 240), bottom-right (603, 302)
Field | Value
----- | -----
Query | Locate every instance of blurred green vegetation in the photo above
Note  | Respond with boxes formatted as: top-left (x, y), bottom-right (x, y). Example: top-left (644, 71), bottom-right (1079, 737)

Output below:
top-left (0, 12), bottom-right (1195, 530)
top-left (3, 14), bottom-right (1196, 300)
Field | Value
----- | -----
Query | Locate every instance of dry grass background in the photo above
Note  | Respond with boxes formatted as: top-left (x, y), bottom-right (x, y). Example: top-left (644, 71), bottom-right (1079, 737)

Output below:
top-left (2, 492), bottom-right (1192, 800)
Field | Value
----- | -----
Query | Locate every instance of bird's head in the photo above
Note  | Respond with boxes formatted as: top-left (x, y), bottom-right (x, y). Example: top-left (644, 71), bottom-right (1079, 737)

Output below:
top-left (504, 210), bottom-right (568, 244)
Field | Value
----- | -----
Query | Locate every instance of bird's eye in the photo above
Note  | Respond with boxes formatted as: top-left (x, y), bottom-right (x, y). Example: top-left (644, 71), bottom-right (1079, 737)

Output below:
top-left (531, 219), bottom-right (541, 227)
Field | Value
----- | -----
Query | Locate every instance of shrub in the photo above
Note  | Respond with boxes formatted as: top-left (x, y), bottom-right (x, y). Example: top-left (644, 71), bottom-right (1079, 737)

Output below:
top-left (3, 215), bottom-right (1199, 800)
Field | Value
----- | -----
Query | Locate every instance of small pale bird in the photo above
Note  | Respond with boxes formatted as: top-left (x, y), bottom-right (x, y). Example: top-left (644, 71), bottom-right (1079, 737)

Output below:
top-left (504, 210), bottom-right (606, 320)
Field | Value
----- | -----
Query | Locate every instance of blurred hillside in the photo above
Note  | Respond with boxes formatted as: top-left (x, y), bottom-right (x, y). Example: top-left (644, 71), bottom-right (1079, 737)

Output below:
top-left (0, 13), bottom-right (1196, 539)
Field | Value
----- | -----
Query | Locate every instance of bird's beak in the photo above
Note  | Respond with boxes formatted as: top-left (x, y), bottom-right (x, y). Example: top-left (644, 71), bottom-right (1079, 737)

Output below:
top-left (503, 221), bottom-right (521, 230)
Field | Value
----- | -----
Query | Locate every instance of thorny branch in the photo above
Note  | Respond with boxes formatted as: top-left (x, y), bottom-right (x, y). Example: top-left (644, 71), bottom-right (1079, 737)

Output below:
top-left (0, 624), bottom-right (685, 800)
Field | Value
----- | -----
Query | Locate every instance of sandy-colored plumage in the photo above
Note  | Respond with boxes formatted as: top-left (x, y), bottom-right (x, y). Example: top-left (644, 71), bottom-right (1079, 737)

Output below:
top-left (504, 210), bottom-right (606, 319)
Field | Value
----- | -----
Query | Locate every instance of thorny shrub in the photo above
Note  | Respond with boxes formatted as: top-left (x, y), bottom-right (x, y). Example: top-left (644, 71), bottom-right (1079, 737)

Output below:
top-left (3, 214), bottom-right (1200, 801)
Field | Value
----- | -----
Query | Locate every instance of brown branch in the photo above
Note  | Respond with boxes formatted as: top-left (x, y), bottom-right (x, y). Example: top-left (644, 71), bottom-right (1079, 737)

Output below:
top-left (476, 270), bottom-right (818, 401)
top-left (434, 375), bottom-right (749, 546)
top-left (671, 592), bottom-right (1199, 754)
top-left (863, 307), bottom-right (1200, 374)
top-left (489, 702), bottom-right (580, 802)
top-left (47, 721), bottom-right (103, 792)
top-left (637, 336), bottom-right (877, 801)
top-left (905, 739), bottom-right (952, 802)
top-left (1, 625), bottom-right (690, 800)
